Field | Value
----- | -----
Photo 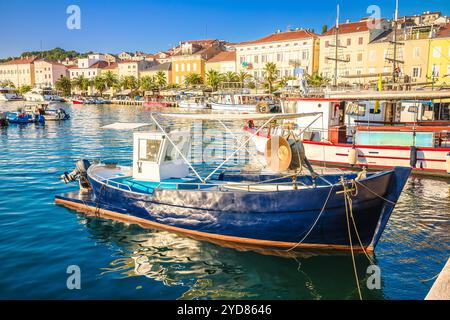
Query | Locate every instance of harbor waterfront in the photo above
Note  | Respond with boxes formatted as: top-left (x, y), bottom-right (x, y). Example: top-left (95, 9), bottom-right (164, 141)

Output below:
top-left (0, 102), bottom-right (448, 300)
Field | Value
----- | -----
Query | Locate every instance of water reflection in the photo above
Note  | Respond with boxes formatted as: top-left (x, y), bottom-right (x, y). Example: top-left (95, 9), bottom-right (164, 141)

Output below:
top-left (78, 213), bottom-right (385, 300)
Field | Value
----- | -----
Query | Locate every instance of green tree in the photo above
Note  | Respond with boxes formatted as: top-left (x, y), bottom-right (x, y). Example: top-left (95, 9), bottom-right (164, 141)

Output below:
top-left (205, 69), bottom-right (223, 90)
top-left (237, 71), bottom-right (252, 84)
top-left (322, 25), bottom-right (329, 34)
top-left (263, 62), bottom-right (279, 93)
top-left (184, 73), bottom-right (203, 87)
top-left (93, 76), bottom-right (107, 95)
top-left (122, 76), bottom-right (139, 90)
top-left (71, 75), bottom-right (91, 95)
top-left (102, 71), bottom-right (119, 91)
top-left (55, 76), bottom-right (72, 96)
top-left (305, 72), bottom-right (331, 87)
top-left (223, 71), bottom-right (238, 84)
top-left (17, 85), bottom-right (32, 94)
top-left (155, 71), bottom-right (167, 89)
top-left (139, 76), bottom-right (157, 92)
top-left (0, 80), bottom-right (15, 88)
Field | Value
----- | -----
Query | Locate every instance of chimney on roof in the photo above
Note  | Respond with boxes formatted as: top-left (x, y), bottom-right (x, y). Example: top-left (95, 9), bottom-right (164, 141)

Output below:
top-left (346, 19), bottom-right (350, 24)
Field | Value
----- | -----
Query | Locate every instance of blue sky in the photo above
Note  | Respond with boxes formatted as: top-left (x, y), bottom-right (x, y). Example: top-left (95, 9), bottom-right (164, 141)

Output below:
top-left (0, 0), bottom-right (449, 58)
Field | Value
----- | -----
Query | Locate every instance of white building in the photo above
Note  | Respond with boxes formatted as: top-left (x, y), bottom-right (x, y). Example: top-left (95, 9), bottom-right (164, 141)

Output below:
top-left (235, 29), bottom-right (320, 82)
top-left (34, 59), bottom-right (67, 88)
top-left (0, 57), bottom-right (36, 87)
top-left (68, 54), bottom-right (110, 80)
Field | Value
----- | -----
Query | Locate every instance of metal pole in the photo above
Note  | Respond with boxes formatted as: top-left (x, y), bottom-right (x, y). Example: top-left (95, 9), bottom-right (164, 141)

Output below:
top-left (334, 4), bottom-right (340, 87)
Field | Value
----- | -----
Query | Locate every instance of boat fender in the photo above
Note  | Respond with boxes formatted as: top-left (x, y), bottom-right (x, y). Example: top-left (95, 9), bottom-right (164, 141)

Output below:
top-left (410, 146), bottom-right (418, 168)
top-left (348, 148), bottom-right (358, 166)
top-left (446, 153), bottom-right (450, 174)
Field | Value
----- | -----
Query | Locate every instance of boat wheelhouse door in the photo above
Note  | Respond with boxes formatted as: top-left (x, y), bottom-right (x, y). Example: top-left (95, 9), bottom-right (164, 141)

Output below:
top-left (132, 132), bottom-right (190, 182)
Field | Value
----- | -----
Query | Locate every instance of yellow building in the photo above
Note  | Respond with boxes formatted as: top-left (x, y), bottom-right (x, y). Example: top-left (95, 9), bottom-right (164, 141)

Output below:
top-left (367, 28), bottom-right (432, 85)
top-left (205, 51), bottom-right (236, 73)
top-left (171, 40), bottom-right (225, 85)
top-left (319, 18), bottom-right (390, 85)
top-left (428, 24), bottom-right (450, 86)
top-left (0, 57), bottom-right (36, 87)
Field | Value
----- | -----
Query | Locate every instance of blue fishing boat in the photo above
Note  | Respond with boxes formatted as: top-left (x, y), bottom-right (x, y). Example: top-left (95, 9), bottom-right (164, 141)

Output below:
top-left (5, 108), bottom-right (45, 124)
top-left (56, 112), bottom-right (411, 255)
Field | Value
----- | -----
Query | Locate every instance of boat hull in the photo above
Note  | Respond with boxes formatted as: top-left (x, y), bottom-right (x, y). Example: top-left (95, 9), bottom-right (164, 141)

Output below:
top-left (56, 166), bottom-right (411, 253)
top-left (210, 102), bottom-right (257, 112)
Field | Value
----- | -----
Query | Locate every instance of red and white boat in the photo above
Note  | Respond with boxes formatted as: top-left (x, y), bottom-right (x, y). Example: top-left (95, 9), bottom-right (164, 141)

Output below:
top-left (71, 99), bottom-right (84, 105)
top-left (245, 97), bottom-right (450, 177)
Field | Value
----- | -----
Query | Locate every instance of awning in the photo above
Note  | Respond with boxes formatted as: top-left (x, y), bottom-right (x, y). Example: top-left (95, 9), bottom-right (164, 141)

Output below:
top-left (102, 123), bottom-right (151, 130)
top-left (156, 112), bottom-right (321, 121)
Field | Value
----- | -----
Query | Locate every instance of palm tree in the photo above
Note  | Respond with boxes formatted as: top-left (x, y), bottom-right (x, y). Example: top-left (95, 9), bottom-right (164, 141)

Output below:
top-left (263, 62), bottom-right (279, 93)
top-left (139, 76), bottom-right (157, 93)
top-left (55, 76), bottom-right (72, 96)
top-left (184, 73), bottom-right (203, 88)
top-left (17, 85), bottom-right (32, 95)
top-left (93, 76), bottom-right (107, 95)
top-left (122, 76), bottom-right (139, 91)
top-left (305, 72), bottom-right (331, 87)
top-left (223, 71), bottom-right (239, 84)
top-left (71, 75), bottom-right (90, 95)
top-left (155, 71), bottom-right (167, 89)
top-left (237, 71), bottom-right (252, 85)
top-left (102, 71), bottom-right (119, 92)
top-left (205, 69), bottom-right (223, 90)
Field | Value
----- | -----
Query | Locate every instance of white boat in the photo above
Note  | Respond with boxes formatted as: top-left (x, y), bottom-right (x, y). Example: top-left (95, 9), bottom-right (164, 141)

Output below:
top-left (24, 88), bottom-right (64, 102)
top-left (178, 99), bottom-right (208, 109)
top-left (210, 93), bottom-right (276, 112)
top-left (244, 97), bottom-right (450, 177)
top-left (0, 87), bottom-right (21, 101)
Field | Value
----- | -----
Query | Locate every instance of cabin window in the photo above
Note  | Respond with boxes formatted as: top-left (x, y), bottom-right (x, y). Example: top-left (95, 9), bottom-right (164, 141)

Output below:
top-left (346, 103), bottom-right (366, 116)
top-left (369, 107), bottom-right (381, 114)
top-left (164, 135), bottom-right (189, 162)
top-left (408, 106), bottom-right (419, 114)
top-left (139, 139), bottom-right (161, 162)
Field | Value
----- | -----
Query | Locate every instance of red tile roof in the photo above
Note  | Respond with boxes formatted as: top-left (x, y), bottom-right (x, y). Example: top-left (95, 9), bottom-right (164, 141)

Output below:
top-left (207, 51), bottom-right (236, 62)
top-left (238, 29), bottom-right (318, 46)
top-left (0, 57), bottom-right (36, 65)
top-left (103, 62), bottom-right (118, 69)
top-left (436, 23), bottom-right (450, 38)
top-left (322, 19), bottom-right (384, 36)
top-left (90, 61), bottom-right (110, 69)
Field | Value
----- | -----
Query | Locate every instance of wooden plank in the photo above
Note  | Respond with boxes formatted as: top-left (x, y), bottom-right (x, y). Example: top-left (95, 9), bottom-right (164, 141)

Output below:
top-left (426, 258), bottom-right (450, 300)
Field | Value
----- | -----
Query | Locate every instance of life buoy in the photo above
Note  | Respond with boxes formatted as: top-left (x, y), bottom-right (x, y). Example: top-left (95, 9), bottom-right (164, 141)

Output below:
top-left (257, 102), bottom-right (269, 113)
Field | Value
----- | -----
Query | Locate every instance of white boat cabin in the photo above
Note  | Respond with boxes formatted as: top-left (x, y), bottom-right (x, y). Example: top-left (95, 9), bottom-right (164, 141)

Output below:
top-left (132, 131), bottom-right (190, 182)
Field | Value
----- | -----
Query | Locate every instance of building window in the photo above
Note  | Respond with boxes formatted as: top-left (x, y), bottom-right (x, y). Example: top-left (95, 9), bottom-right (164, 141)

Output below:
top-left (432, 65), bottom-right (440, 77)
top-left (175, 64), bottom-right (179, 72)
top-left (347, 38), bottom-right (351, 46)
top-left (346, 54), bottom-right (351, 62)
top-left (412, 67), bottom-right (422, 78)
top-left (187, 63), bottom-right (191, 72)
top-left (181, 63), bottom-right (185, 72)
top-left (433, 46), bottom-right (442, 58)
top-left (175, 75), bottom-right (179, 83)
top-left (254, 55), bottom-right (259, 64)
top-left (276, 53), bottom-right (282, 62)
top-left (193, 63), bottom-right (197, 72)
top-left (413, 47), bottom-right (420, 59)
top-left (357, 53), bottom-right (363, 62)
top-left (325, 41), bottom-right (329, 48)
top-left (358, 37), bottom-right (363, 45)
top-left (261, 55), bottom-right (266, 63)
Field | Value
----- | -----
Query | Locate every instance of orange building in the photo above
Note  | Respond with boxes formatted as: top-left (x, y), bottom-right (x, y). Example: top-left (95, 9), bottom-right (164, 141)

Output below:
top-left (171, 39), bottom-right (225, 86)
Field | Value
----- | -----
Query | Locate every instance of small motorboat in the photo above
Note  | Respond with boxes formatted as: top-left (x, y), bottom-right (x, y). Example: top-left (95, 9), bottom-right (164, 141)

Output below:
top-left (6, 108), bottom-right (45, 124)
top-left (178, 98), bottom-right (208, 110)
top-left (25, 103), bottom-right (70, 121)
top-left (57, 112), bottom-right (411, 256)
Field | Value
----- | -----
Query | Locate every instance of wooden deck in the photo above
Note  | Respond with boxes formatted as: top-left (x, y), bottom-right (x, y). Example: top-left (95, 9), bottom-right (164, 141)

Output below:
top-left (425, 257), bottom-right (450, 300)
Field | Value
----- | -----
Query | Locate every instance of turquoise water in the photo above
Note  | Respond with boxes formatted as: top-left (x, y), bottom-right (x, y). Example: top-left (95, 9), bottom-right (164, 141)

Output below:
top-left (0, 102), bottom-right (449, 300)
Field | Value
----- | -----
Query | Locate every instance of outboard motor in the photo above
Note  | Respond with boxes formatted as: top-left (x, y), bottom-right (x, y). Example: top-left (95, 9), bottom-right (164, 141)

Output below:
top-left (61, 159), bottom-right (92, 191)
top-left (0, 112), bottom-right (8, 127)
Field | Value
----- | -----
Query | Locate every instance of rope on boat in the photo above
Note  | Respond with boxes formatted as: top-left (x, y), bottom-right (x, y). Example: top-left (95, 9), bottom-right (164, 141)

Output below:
top-left (341, 178), bottom-right (363, 300)
top-left (286, 184), bottom-right (336, 252)
top-left (354, 180), bottom-right (397, 206)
